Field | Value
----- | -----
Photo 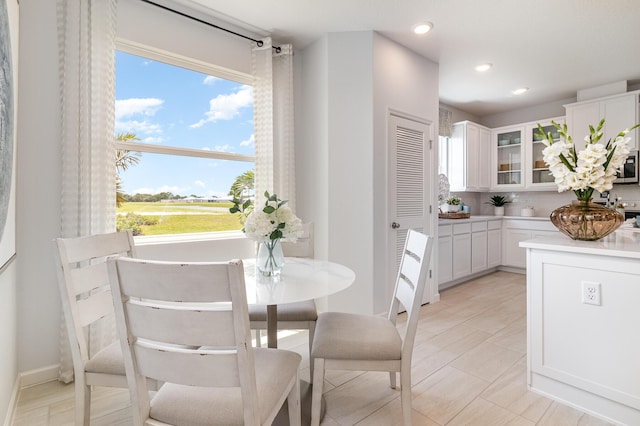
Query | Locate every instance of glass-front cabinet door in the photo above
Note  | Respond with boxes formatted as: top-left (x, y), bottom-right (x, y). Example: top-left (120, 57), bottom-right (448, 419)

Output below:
top-left (492, 126), bottom-right (525, 189)
top-left (525, 117), bottom-right (564, 189)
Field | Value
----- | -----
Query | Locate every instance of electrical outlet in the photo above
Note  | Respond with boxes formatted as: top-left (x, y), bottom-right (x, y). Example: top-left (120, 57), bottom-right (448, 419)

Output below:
top-left (582, 281), bottom-right (601, 306)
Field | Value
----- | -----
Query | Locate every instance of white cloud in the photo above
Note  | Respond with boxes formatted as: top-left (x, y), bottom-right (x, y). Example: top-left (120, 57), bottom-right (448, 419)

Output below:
top-left (203, 76), bottom-right (220, 85)
top-left (240, 134), bottom-right (255, 147)
top-left (190, 85), bottom-right (253, 128)
top-left (115, 120), bottom-right (162, 135)
top-left (213, 144), bottom-right (232, 152)
top-left (194, 180), bottom-right (205, 188)
top-left (115, 98), bottom-right (164, 120)
top-left (142, 136), bottom-right (164, 144)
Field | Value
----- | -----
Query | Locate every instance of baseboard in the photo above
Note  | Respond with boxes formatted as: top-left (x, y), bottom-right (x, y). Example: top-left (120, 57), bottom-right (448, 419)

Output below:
top-left (19, 364), bottom-right (59, 388)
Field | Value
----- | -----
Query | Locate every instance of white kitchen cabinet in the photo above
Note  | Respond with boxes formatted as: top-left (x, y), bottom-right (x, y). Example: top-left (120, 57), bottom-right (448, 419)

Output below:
top-left (502, 219), bottom-right (558, 269)
top-left (525, 117), bottom-right (564, 189)
top-left (437, 225), bottom-right (453, 284)
top-left (523, 236), bottom-right (640, 425)
top-left (452, 223), bottom-right (471, 279)
top-left (487, 220), bottom-right (501, 268)
top-left (439, 218), bottom-right (501, 287)
top-left (565, 91), bottom-right (640, 150)
top-left (471, 221), bottom-right (487, 273)
top-left (491, 125), bottom-right (525, 190)
top-left (449, 121), bottom-right (491, 192)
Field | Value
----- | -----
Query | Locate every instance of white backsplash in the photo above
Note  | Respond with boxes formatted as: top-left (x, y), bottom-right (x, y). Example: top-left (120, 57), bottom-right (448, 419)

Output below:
top-left (451, 184), bottom-right (640, 218)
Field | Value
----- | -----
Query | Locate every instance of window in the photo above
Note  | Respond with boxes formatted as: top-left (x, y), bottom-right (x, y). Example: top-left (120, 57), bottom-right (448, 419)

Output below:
top-left (115, 49), bottom-right (254, 237)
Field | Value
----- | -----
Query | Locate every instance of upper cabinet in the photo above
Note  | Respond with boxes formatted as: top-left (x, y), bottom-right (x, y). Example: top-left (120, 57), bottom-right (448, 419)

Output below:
top-left (565, 91), bottom-right (640, 151)
top-left (492, 125), bottom-right (525, 190)
top-left (525, 117), bottom-right (564, 189)
top-left (448, 121), bottom-right (491, 192)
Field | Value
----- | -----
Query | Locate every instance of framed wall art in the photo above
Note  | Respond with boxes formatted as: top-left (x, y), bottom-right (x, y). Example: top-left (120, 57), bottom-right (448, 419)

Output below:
top-left (0, 0), bottom-right (16, 271)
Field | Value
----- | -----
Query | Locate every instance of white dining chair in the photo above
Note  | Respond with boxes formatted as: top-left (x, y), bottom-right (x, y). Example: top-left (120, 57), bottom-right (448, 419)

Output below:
top-left (310, 229), bottom-right (434, 426)
top-left (108, 257), bottom-right (302, 426)
top-left (250, 223), bottom-right (318, 376)
top-left (53, 230), bottom-right (158, 426)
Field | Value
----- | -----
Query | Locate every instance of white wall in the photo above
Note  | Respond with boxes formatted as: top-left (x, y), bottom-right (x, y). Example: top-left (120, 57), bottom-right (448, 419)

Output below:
top-left (16, 0), bottom-right (62, 376)
top-left (298, 32), bottom-right (439, 315)
top-left (372, 33), bottom-right (439, 313)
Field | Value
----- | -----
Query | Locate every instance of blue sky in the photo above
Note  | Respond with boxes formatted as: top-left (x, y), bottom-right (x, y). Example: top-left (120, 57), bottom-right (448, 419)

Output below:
top-left (115, 51), bottom-right (254, 198)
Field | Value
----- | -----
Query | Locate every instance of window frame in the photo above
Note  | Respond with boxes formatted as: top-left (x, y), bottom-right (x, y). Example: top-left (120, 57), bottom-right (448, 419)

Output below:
top-left (114, 40), bottom-right (256, 243)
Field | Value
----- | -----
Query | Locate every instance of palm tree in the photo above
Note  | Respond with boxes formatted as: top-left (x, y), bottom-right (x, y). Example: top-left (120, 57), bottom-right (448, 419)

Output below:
top-left (229, 170), bottom-right (255, 199)
top-left (116, 132), bottom-right (141, 207)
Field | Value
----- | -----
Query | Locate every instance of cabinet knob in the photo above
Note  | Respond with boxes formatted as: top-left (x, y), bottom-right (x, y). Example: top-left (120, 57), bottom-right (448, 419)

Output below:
top-left (391, 222), bottom-right (400, 229)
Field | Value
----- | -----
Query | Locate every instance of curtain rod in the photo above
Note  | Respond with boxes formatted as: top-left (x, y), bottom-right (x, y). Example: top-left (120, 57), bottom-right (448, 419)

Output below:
top-left (141, 0), bottom-right (282, 53)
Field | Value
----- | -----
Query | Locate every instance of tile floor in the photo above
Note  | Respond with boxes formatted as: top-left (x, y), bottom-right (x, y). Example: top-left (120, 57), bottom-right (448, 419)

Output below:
top-left (11, 271), bottom-right (614, 425)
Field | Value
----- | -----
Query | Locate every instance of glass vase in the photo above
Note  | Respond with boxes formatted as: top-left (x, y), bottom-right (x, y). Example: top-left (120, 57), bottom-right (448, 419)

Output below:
top-left (257, 239), bottom-right (285, 277)
top-left (550, 198), bottom-right (623, 241)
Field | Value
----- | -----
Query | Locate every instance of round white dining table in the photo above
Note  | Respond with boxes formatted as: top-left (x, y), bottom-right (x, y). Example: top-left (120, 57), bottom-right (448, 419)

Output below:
top-left (243, 257), bottom-right (355, 349)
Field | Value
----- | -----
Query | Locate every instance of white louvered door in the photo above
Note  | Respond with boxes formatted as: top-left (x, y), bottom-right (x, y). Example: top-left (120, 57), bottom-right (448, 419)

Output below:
top-left (388, 113), bottom-right (432, 304)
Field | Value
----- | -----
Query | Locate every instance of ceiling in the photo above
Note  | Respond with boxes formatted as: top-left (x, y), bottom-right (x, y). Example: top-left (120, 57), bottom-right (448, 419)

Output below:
top-left (169, 0), bottom-right (640, 117)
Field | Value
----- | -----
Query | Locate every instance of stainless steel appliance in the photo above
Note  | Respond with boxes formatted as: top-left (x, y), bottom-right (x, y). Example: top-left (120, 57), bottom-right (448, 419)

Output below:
top-left (622, 200), bottom-right (640, 221)
top-left (616, 151), bottom-right (638, 183)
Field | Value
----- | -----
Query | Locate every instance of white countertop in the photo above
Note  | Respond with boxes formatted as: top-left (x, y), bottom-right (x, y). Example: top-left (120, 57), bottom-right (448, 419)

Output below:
top-left (520, 230), bottom-right (640, 260)
top-left (438, 215), bottom-right (550, 225)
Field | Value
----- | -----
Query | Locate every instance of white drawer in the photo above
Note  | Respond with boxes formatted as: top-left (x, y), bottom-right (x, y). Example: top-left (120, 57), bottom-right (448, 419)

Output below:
top-left (439, 224), bottom-right (452, 236)
top-left (453, 223), bottom-right (471, 234)
top-left (488, 219), bottom-right (502, 230)
top-left (472, 221), bottom-right (487, 232)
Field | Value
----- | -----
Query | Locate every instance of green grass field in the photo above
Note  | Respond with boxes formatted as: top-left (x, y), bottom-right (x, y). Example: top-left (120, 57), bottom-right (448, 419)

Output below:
top-left (117, 202), bottom-right (244, 235)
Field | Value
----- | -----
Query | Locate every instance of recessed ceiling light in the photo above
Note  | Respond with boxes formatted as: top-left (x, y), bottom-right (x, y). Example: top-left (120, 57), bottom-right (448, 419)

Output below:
top-left (413, 22), bottom-right (433, 35)
top-left (475, 63), bottom-right (492, 72)
top-left (512, 87), bottom-right (529, 95)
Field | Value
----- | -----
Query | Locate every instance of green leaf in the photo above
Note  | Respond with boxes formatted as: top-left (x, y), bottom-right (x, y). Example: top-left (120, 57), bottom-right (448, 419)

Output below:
top-left (264, 190), bottom-right (270, 199)
top-left (277, 222), bottom-right (286, 229)
top-left (268, 194), bottom-right (278, 202)
top-left (263, 206), bottom-right (275, 214)
top-left (229, 206), bottom-right (239, 214)
top-left (242, 199), bottom-right (251, 210)
top-left (278, 200), bottom-right (288, 208)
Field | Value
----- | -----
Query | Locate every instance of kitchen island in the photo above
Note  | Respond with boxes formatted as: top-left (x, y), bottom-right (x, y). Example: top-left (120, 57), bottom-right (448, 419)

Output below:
top-left (520, 232), bottom-right (640, 425)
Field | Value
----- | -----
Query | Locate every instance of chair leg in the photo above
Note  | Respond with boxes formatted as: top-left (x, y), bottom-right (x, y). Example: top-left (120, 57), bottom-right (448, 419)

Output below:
top-left (287, 374), bottom-right (301, 426)
top-left (310, 358), bottom-right (325, 426)
top-left (389, 371), bottom-right (397, 389)
top-left (400, 368), bottom-right (412, 426)
top-left (308, 321), bottom-right (316, 384)
top-left (75, 380), bottom-right (91, 426)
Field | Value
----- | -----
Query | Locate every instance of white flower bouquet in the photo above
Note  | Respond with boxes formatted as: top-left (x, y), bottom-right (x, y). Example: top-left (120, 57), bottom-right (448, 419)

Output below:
top-left (536, 119), bottom-right (640, 200)
top-left (242, 191), bottom-right (303, 243)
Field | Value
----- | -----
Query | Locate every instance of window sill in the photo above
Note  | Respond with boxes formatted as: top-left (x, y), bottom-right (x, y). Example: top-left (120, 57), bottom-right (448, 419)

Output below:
top-left (134, 230), bottom-right (248, 246)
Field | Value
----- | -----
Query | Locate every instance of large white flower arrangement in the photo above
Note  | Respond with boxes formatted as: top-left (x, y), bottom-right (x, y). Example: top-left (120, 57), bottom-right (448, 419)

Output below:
top-left (537, 119), bottom-right (639, 199)
top-left (241, 191), bottom-right (303, 243)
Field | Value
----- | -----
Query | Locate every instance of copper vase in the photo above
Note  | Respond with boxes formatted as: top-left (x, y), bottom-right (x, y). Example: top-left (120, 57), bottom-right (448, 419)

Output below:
top-left (550, 198), bottom-right (623, 241)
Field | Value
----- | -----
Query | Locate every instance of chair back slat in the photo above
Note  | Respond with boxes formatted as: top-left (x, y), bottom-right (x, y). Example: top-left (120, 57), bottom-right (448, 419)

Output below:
top-left (133, 343), bottom-right (241, 387)
top-left (281, 222), bottom-right (314, 258)
top-left (77, 290), bottom-right (115, 328)
top-left (113, 259), bottom-right (233, 302)
top-left (395, 276), bottom-right (415, 315)
top-left (125, 302), bottom-right (236, 347)
top-left (71, 262), bottom-right (110, 295)
top-left (62, 231), bottom-right (136, 263)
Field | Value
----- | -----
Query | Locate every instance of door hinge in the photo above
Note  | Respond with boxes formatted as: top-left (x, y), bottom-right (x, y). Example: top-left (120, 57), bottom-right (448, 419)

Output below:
top-left (429, 205), bottom-right (432, 214)
top-left (429, 269), bottom-right (432, 279)
top-left (429, 139), bottom-right (433, 149)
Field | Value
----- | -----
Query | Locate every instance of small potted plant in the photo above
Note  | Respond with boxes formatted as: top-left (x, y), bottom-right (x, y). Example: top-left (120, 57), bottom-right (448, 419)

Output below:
top-left (487, 195), bottom-right (510, 216)
top-left (442, 195), bottom-right (462, 213)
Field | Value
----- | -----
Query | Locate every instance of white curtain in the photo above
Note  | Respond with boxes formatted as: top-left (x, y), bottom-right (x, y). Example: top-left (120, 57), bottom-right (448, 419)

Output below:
top-left (252, 38), bottom-right (296, 210)
top-left (56, 0), bottom-right (118, 382)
